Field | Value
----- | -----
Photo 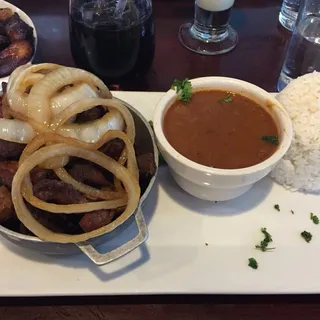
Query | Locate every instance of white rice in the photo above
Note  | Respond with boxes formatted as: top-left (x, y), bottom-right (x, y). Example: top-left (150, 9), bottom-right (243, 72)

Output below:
top-left (271, 72), bottom-right (320, 193)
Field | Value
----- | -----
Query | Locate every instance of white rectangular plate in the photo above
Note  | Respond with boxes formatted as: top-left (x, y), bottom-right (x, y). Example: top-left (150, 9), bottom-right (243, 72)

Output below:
top-left (1, 91), bottom-right (320, 297)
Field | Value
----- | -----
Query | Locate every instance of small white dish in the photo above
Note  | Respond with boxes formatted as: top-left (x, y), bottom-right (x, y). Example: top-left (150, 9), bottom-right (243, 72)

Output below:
top-left (0, 1), bottom-right (38, 87)
top-left (153, 77), bottom-right (293, 201)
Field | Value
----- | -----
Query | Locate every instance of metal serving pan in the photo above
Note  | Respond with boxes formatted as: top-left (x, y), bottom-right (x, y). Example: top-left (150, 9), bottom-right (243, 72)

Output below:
top-left (0, 98), bottom-right (159, 266)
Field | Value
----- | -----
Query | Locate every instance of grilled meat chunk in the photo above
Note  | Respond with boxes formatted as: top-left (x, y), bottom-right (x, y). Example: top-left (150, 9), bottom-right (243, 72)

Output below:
top-left (0, 139), bottom-right (25, 160)
top-left (33, 179), bottom-right (88, 205)
top-left (99, 138), bottom-right (124, 161)
top-left (137, 152), bottom-right (156, 192)
top-left (137, 153), bottom-right (156, 177)
top-left (0, 161), bottom-right (18, 189)
top-left (76, 106), bottom-right (106, 123)
top-left (80, 208), bottom-right (124, 232)
top-left (30, 207), bottom-right (84, 234)
top-left (69, 162), bottom-right (112, 188)
top-left (30, 167), bottom-right (56, 185)
top-left (0, 185), bottom-right (14, 224)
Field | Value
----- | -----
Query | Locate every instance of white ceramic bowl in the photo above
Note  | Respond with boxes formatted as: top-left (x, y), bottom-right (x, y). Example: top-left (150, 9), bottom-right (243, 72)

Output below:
top-left (154, 77), bottom-right (293, 201)
top-left (0, 1), bottom-right (38, 86)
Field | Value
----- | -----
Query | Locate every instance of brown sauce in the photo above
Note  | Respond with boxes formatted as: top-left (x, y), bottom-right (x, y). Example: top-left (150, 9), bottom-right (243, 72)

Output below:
top-left (163, 90), bottom-right (279, 169)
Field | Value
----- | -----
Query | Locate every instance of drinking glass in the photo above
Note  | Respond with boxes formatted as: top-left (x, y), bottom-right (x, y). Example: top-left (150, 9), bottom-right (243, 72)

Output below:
top-left (278, 0), bottom-right (320, 91)
top-left (179, 0), bottom-right (238, 55)
top-left (69, 0), bottom-right (155, 86)
top-left (279, 0), bottom-right (301, 31)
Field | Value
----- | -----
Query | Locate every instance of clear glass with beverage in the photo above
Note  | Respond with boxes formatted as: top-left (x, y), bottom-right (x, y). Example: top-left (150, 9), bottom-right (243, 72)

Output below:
top-left (69, 0), bottom-right (155, 87)
top-left (278, 0), bottom-right (320, 91)
top-left (179, 0), bottom-right (238, 55)
top-left (279, 0), bottom-right (301, 31)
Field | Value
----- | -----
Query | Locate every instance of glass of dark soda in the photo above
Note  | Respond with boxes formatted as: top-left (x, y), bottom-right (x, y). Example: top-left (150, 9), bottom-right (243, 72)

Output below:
top-left (69, 0), bottom-right (155, 87)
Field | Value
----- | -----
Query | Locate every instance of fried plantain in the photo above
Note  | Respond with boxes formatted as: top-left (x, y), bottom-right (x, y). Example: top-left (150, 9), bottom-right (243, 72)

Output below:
top-left (5, 13), bottom-right (33, 42)
top-left (0, 35), bottom-right (9, 50)
top-left (0, 8), bottom-right (13, 23)
top-left (0, 22), bottom-right (6, 36)
top-left (0, 40), bottom-right (33, 77)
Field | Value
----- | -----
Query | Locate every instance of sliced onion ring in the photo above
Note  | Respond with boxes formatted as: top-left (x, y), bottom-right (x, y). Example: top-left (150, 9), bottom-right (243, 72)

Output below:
top-left (2, 93), bottom-right (13, 119)
top-left (54, 168), bottom-right (126, 200)
top-left (50, 83), bottom-right (99, 117)
top-left (7, 63), bottom-right (60, 116)
top-left (51, 97), bottom-right (134, 189)
top-left (54, 129), bottom-right (139, 198)
top-left (20, 130), bottom-right (138, 198)
top-left (6, 64), bottom-right (30, 92)
top-left (0, 119), bottom-right (35, 143)
top-left (12, 144), bottom-right (140, 243)
top-left (51, 97), bottom-right (135, 142)
top-left (28, 67), bottom-right (112, 126)
top-left (57, 109), bottom-right (124, 143)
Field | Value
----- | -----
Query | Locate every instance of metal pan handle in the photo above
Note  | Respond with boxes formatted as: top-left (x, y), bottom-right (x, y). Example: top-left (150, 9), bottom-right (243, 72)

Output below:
top-left (76, 207), bottom-right (148, 266)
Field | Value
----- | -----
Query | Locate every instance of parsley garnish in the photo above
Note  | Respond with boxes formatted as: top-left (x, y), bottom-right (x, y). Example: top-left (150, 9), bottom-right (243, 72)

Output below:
top-left (310, 213), bottom-right (319, 225)
top-left (148, 121), bottom-right (166, 165)
top-left (219, 93), bottom-right (233, 104)
top-left (301, 231), bottom-right (312, 243)
top-left (255, 227), bottom-right (275, 252)
top-left (261, 135), bottom-right (279, 146)
top-left (171, 79), bottom-right (192, 103)
top-left (274, 204), bottom-right (280, 212)
top-left (248, 257), bottom-right (258, 269)
top-left (291, 210), bottom-right (294, 215)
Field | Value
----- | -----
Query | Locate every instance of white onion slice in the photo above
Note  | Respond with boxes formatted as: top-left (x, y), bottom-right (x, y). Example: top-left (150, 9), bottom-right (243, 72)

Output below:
top-left (0, 119), bottom-right (35, 143)
top-left (12, 144), bottom-right (140, 243)
top-left (50, 83), bottom-right (99, 116)
top-left (57, 110), bottom-right (124, 143)
top-left (0, 110), bottom-right (124, 145)
top-left (6, 65), bottom-right (29, 92)
top-left (7, 64), bottom-right (60, 116)
top-left (28, 67), bottom-right (112, 125)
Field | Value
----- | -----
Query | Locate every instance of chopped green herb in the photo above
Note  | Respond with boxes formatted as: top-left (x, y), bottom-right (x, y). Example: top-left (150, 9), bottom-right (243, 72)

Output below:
top-left (148, 121), bottom-right (166, 165)
top-left (171, 79), bottom-right (192, 103)
top-left (310, 213), bottom-right (319, 225)
top-left (218, 93), bottom-right (233, 104)
top-left (255, 227), bottom-right (275, 252)
top-left (205, 243), bottom-right (208, 246)
top-left (248, 257), bottom-right (258, 270)
top-left (274, 204), bottom-right (280, 212)
top-left (261, 135), bottom-right (279, 146)
top-left (301, 231), bottom-right (312, 243)
top-left (291, 210), bottom-right (294, 215)
top-left (261, 228), bottom-right (272, 242)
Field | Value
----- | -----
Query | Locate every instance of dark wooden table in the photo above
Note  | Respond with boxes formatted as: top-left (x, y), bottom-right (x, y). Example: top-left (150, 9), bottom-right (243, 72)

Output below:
top-left (3, 0), bottom-right (320, 319)
top-left (10, 0), bottom-right (290, 92)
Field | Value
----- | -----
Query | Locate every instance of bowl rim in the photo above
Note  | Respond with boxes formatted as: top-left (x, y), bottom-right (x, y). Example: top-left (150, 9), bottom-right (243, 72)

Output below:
top-left (0, 0), bottom-right (38, 83)
top-left (153, 76), bottom-right (293, 177)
